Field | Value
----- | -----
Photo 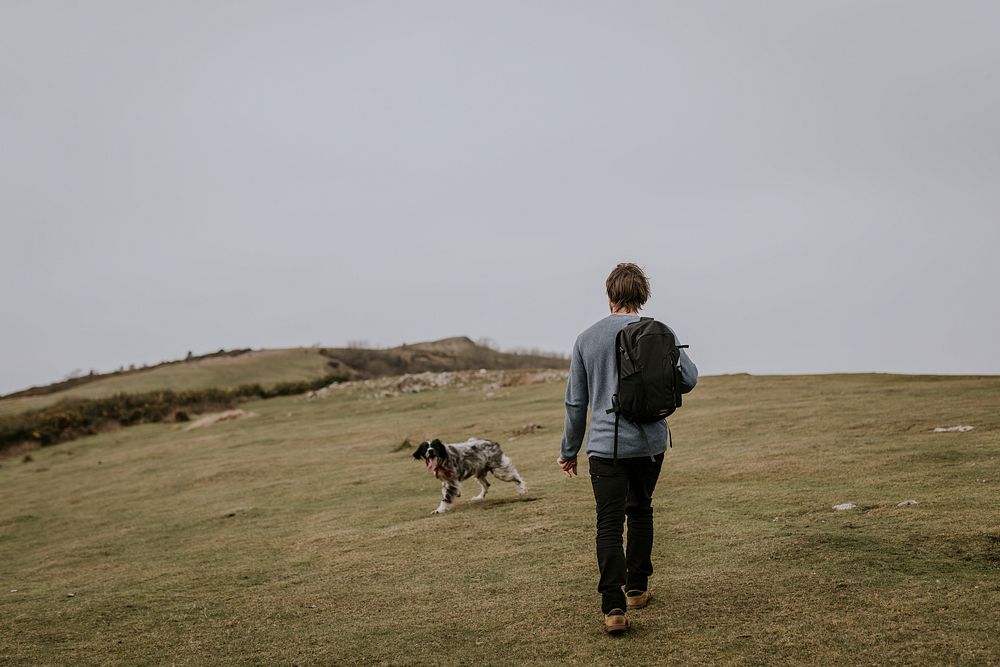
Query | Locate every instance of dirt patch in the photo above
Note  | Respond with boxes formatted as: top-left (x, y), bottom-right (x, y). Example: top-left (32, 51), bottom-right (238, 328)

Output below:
top-left (511, 423), bottom-right (545, 436)
top-left (0, 441), bottom-right (41, 460)
top-left (183, 409), bottom-right (256, 431)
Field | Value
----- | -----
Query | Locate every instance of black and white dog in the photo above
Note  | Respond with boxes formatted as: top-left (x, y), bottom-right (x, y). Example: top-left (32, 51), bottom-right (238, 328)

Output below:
top-left (412, 438), bottom-right (527, 514)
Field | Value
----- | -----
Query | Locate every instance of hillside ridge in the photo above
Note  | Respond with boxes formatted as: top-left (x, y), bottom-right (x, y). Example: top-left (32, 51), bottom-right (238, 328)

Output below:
top-left (0, 338), bottom-right (568, 412)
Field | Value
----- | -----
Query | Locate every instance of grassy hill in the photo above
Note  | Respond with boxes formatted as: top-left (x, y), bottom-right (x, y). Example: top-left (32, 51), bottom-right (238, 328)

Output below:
top-left (0, 338), bottom-right (567, 417)
top-left (0, 349), bottom-right (331, 417)
top-left (1, 373), bottom-right (998, 665)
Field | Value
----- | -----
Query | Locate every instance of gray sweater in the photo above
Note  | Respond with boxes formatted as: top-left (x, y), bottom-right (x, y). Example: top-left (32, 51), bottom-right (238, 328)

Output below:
top-left (559, 314), bottom-right (698, 461)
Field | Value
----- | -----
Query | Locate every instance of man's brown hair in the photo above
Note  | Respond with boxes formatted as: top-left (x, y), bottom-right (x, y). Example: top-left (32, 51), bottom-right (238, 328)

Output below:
top-left (606, 263), bottom-right (651, 312)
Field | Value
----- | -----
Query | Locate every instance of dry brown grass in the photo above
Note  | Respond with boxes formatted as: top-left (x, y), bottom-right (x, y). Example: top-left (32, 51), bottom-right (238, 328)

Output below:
top-left (1, 373), bottom-right (997, 665)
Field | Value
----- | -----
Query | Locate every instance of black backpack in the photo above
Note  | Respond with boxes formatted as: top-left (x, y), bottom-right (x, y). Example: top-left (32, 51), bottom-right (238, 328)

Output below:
top-left (605, 317), bottom-right (689, 460)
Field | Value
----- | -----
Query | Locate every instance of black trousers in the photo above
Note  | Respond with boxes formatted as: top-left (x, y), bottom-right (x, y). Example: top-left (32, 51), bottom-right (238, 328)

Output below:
top-left (589, 453), bottom-right (664, 614)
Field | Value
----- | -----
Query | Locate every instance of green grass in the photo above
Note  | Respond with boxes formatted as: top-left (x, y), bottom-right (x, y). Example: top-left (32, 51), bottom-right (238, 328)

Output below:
top-left (0, 349), bottom-right (331, 417)
top-left (1, 374), bottom-right (998, 665)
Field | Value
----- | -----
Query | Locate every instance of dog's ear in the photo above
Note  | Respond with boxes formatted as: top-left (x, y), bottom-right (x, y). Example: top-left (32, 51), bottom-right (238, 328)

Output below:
top-left (430, 439), bottom-right (448, 462)
top-left (412, 442), bottom-right (429, 460)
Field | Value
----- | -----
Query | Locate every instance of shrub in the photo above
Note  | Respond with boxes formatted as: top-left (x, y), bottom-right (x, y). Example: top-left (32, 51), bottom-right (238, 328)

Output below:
top-left (0, 374), bottom-right (346, 456)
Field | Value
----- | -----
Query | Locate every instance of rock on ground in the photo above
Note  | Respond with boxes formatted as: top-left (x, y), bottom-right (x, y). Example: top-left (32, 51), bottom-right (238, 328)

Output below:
top-left (306, 369), bottom-right (570, 400)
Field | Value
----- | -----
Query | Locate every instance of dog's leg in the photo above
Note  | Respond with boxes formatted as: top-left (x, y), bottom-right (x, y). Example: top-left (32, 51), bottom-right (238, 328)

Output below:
top-left (434, 481), bottom-right (462, 514)
top-left (471, 474), bottom-right (490, 501)
top-left (492, 455), bottom-right (528, 495)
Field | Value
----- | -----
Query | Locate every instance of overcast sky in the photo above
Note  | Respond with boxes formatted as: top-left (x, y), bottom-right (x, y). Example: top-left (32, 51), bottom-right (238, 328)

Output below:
top-left (2, 1), bottom-right (999, 395)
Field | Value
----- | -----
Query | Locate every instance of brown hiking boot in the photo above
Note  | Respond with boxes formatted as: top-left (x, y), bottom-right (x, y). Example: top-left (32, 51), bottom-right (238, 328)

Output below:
top-left (626, 589), bottom-right (651, 610)
top-left (604, 608), bottom-right (629, 635)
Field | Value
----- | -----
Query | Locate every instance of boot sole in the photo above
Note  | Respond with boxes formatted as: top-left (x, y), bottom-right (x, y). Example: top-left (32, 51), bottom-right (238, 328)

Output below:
top-left (626, 592), bottom-right (651, 610)
top-left (604, 618), bottom-right (629, 634)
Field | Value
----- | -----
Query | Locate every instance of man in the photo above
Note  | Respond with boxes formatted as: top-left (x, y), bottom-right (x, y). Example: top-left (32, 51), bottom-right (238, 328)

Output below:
top-left (557, 263), bottom-right (698, 635)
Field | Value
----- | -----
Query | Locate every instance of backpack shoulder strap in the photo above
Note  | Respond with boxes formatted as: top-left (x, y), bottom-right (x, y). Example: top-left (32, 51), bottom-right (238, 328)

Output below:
top-left (613, 328), bottom-right (624, 462)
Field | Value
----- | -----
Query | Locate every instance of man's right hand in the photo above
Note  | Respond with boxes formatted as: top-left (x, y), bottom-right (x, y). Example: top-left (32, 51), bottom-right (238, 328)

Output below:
top-left (556, 457), bottom-right (578, 478)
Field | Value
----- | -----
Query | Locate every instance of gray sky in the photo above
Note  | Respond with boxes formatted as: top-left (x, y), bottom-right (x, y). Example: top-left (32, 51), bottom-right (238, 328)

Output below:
top-left (2, 1), bottom-right (999, 395)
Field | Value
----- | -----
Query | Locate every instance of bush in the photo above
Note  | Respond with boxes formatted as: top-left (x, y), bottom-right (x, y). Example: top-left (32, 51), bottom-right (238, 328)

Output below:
top-left (0, 374), bottom-right (346, 455)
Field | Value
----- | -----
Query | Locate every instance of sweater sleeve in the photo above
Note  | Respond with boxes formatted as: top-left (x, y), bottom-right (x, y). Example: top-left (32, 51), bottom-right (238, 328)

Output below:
top-left (559, 338), bottom-right (589, 461)
top-left (678, 342), bottom-right (699, 394)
